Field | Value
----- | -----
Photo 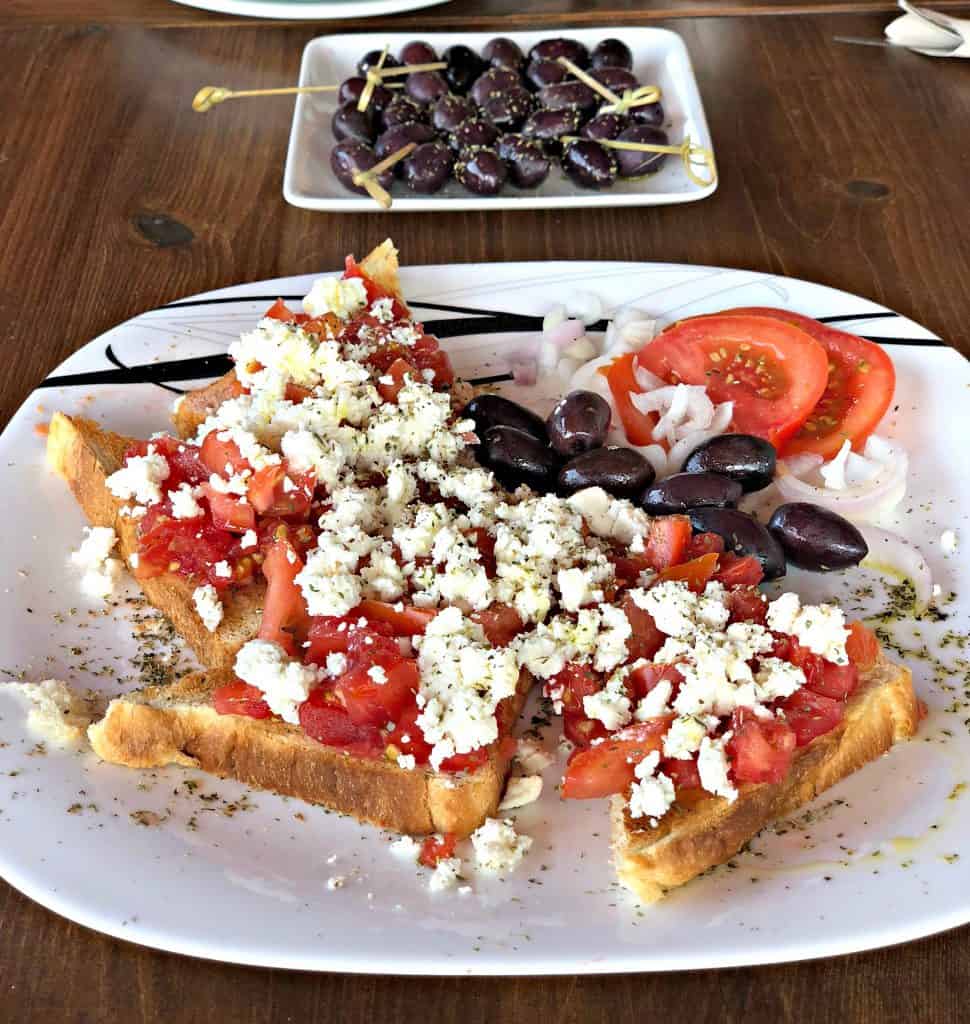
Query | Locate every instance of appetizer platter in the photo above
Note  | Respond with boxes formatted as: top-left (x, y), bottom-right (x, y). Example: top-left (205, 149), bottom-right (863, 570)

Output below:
top-left (0, 250), bottom-right (968, 974)
top-left (282, 30), bottom-right (715, 211)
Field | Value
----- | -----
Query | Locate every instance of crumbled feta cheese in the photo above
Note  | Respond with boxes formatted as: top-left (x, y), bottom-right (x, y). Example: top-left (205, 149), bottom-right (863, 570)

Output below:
top-left (303, 275), bottom-right (368, 319)
top-left (213, 560), bottom-right (232, 579)
top-left (697, 733), bottom-right (737, 802)
top-left (662, 714), bottom-right (711, 759)
top-left (326, 875), bottom-right (346, 891)
top-left (634, 677), bottom-right (673, 721)
top-left (429, 857), bottom-right (463, 892)
top-left (941, 529), bottom-right (959, 555)
top-left (767, 593), bottom-right (849, 665)
top-left (325, 651), bottom-right (348, 677)
top-left (470, 818), bottom-right (532, 873)
top-left (389, 835), bottom-right (421, 862)
top-left (627, 751), bottom-right (675, 822)
top-left (234, 640), bottom-right (321, 724)
top-left (583, 670), bottom-right (632, 731)
top-left (71, 526), bottom-right (124, 600)
top-left (240, 529), bottom-right (258, 550)
top-left (514, 737), bottom-right (554, 774)
top-left (105, 446), bottom-right (170, 506)
top-left (367, 665), bottom-right (388, 685)
top-left (168, 482), bottom-right (204, 520)
top-left (192, 584), bottom-right (224, 632)
top-left (755, 657), bottom-right (806, 701)
top-left (498, 775), bottom-right (543, 810)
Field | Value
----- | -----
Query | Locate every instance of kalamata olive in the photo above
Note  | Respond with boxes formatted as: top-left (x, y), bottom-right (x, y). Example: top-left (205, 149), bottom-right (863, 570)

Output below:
top-left (614, 125), bottom-right (669, 177)
top-left (381, 94), bottom-right (428, 129)
top-left (400, 40), bottom-right (438, 65)
top-left (497, 134), bottom-right (550, 188)
top-left (559, 446), bottom-right (654, 499)
top-left (480, 426), bottom-right (560, 493)
top-left (768, 503), bottom-right (868, 572)
top-left (683, 434), bottom-right (777, 493)
top-left (338, 77), bottom-right (393, 111)
top-left (521, 109), bottom-right (581, 153)
top-left (451, 117), bottom-right (499, 151)
top-left (630, 101), bottom-right (665, 128)
top-left (406, 70), bottom-right (449, 105)
top-left (561, 139), bottom-right (617, 189)
top-left (529, 38), bottom-right (590, 69)
top-left (640, 472), bottom-right (743, 515)
top-left (688, 508), bottom-right (786, 580)
top-left (591, 38), bottom-right (633, 70)
top-left (481, 87), bottom-right (535, 131)
top-left (524, 58), bottom-right (567, 91)
top-left (470, 67), bottom-right (521, 106)
top-left (402, 141), bottom-right (454, 193)
top-left (442, 44), bottom-right (487, 94)
top-left (358, 50), bottom-right (401, 76)
top-left (375, 121), bottom-right (435, 162)
top-left (581, 112), bottom-right (630, 141)
top-left (455, 146), bottom-right (507, 196)
top-left (547, 391), bottom-right (612, 457)
top-left (539, 81), bottom-right (598, 116)
top-left (432, 93), bottom-right (475, 132)
top-left (483, 37), bottom-right (525, 71)
top-left (330, 141), bottom-right (394, 195)
top-left (590, 67), bottom-right (639, 94)
top-left (331, 102), bottom-right (377, 144)
top-left (461, 394), bottom-right (548, 444)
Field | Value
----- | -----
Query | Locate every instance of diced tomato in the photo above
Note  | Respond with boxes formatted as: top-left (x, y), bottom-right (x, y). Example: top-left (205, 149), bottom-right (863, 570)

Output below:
top-left (412, 344), bottom-right (455, 389)
top-left (472, 602), bottom-right (524, 646)
top-left (335, 659), bottom-right (420, 728)
top-left (727, 709), bottom-right (797, 784)
top-left (200, 431), bottom-right (250, 477)
top-left (643, 515), bottom-right (692, 570)
top-left (357, 599), bottom-right (436, 636)
top-left (135, 509), bottom-right (250, 588)
top-left (345, 626), bottom-right (404, 672)
top-left (472, 528), bottom-right (497, 577)
top-left (715, 552), bottom-right (764, 587)
top-left (305, 615), bottom-right (360, 663)
top-left (779, 689), bottom-right (844, 746)
top-left (656, 552), bottom-right (719, 592)
top-left (377, 357), bottom-right (419, 403)
top-left (605, 352), bottom-right (657, 446)
top-left (419, 833), bottom-right (458, 868)
top-left (846, 620), bottom-right (880, 670)
top-left (163, 440), bottom-right (209, 487)
top-left (212, 680), bottom-right (272, 719)
top-left (257, 538), bottom-right (309, 655)
top-left (641, 314), bottom-right (829, 449)
top-left (264, 298), bottom-right (297, 321)
top-left (787, 644), bottom-right (858, 701)
top-left (393, 701), bottom-right (434, 764)
top-left (661, 756), bottom-right (702, 791)
top-left (685, 531), bottom-right (725, 559)
top-left (247, 464), bottom-right (314, 520)
top-left (284, 382), bottom-right (313, 404)
top-left (562, 719), bottom-right (672, 799)
top-left (439, 747), bottom-right (492, 773)
top-left (628, 663), bottom-right (683, 701)
top-left (203, 486), bottom-right (256, 533)
top-left (724, 309), bottom-right (896, 458)
top-left (343, 256), bottom-right (405, 313)
top-left (618, 592), bottom-right (665, 662)
top-left (554, 662), bottom-right (610, 748)
top-left (298, 688), bottom-right (384, 756)
top-left (725, 586), bottom-right (768, 624)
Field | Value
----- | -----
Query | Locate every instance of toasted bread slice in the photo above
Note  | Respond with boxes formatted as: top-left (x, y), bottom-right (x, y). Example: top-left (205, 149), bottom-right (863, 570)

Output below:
top-left (88, 666), bottom-right (531, 837)
top-left (610, 653), bottom-right (919, 903)
top-left (47, 411), bottom-right (263, 669)
top-left (172, 239), bottom-right (404, 439)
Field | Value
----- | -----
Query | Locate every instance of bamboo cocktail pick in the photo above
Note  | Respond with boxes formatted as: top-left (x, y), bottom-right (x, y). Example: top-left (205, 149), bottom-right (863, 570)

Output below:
top-left (192, 84), bottom-right (341, 112)
top-left (351, 142), bottom-right (417, 210)
top-left (561, 135), bottom-right (718, 188)
top-left (555, 57), bottom-right (662, 115)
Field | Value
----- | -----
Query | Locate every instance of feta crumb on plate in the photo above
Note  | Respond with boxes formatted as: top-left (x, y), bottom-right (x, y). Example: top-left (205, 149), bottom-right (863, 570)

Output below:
top-left (470, 818), bottom-right (532, 874)
top-left (498, 775), bottom-right (543, 810)
top-left (429, 857), bottom-right (463, 892)
top-left (70, 526), bottom-right (124, 600)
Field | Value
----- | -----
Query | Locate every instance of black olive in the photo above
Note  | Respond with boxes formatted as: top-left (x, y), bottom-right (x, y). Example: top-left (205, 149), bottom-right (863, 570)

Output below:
top-left (497, 134), bottom-right (550, 188)
top-left (614, 125), bottom-right (669, 178)
top-left (461, 394), bottom-right (548, 444)
top-left (482, 37), bottom-right (525, 71)
top-left (590, 39), bottom-right (633, 70)
top-left (480, 426), bottom-right (560, 493)
top-left (481, 87), bottom-right (535, 131)
top-left (683, 434), bottom-right (777, 493)
top-left (630, 101), bottom-right (665, 128)
top-left (768, 503), bottom-right (868, 572)
top-left (358, 50), bottom-right (401, 76)
top-left (450, 117), bottom-right (499, 151)
top-left (330, 141), bottom-right (394, 195)
top-left (590, 67), bottom-right (639, 94)
top-left (469, 67), bottom-right (522, 107)
top-left (547, 390), bottom-right (612, 457)
top-left (524, 58), bottom-right (568, 91)
top-left (538, 81), bottom-right (598, 116)
top-left (559, 446), bottom-right (654, 499)
top-left (401, 141), bottom-right (454, 194)
top-left (375, 121), bottom-right (436, 164)
top-left (405, 70), bottom-right (449, 105)
top-left (399, 40), bottom-right (438, 65)
top-left (381, 94), bottom-right (428, 129)
top-left (521, 109), bottom-right (581, 153)
top-left (331, 102), bottom-right (377, 145)
top-left (561, 139), bottom-right (617, 189)
top-left (640, 472), bottom-right (743, 515)
top-left (528, 38), bottom-right (590, 69)
top-left (688, 508), bottom-right (787, 580)
top-left (455, 146), bottom-right (507, 196)
top-left (442, 44), bottom-right (488, 95)
top-left (338, 77), bottom-right (393, 112)
top-left (581, 112), bottom-right (630, 142)
top-left (432, 93), bottom-right (476, 133)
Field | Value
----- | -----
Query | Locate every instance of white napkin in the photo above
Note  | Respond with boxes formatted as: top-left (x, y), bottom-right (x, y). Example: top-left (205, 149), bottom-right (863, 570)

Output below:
top-left (885, 0), bottom-right (970, 56)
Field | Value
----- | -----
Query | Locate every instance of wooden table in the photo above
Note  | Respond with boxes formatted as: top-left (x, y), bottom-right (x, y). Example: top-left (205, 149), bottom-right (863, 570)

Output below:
top-left (2, 3), bottom-right (970, 1021)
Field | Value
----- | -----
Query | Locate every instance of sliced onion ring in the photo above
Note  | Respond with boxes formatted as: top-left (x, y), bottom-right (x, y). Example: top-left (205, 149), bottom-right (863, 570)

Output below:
top-left (857, 524), bottom-right (934, 611)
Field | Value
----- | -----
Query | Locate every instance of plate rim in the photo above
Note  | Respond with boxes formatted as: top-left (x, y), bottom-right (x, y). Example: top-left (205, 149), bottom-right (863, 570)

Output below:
top-left (167, 0), bottom-right (450, 21)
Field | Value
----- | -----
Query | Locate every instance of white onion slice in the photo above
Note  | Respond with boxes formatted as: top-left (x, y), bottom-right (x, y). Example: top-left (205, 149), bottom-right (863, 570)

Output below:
top-left (708, 400), bottom-right (734, 434)
top-left (603, 308), bottom-right (657, 355)
top-left (667, 429), bottom-right (722, 474)
top-left (635, 443), bottom-right (670, 479)
top-left (544, 318), bottom-right (586, 350)
top-left (858, 525), bottom-right (934, 611)
top-left (634, 363), bottom-right (666, 391)
top-left (568, 292), bottom-right (603, 326)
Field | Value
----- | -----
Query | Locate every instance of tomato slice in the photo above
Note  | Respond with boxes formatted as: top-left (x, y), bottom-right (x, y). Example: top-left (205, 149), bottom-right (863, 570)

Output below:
top-left (618, 592), bottom-right (666, 663)
top-left (779, 689), bottom-right (844, 746)
top-left (258, 538), bottom-right (309, 655)
top-left (357, 599), bottom-right (436, 636)
top-left (419, 833), bottom-right (458, 868)
top-left (200, 432), bottom-right (250, 477)
top-left (714, 552), bottom-right (764, 587)
top-left (212, 680), bottom-right (272, 719)
top-left (472, 602), bottom-right (524, 646)
top-left (846, 620), bottom-right (880, 670)
top-left (336, 659), bottom-right (420, 728)
top-left (723, 309), bottom-right (895, 458)
top-left (656, 551), bottom-right (719, 592)
top-left (640, 314), bottom-right (829, 449)
top-left (727, 709), bottom-right (797, 784)
top-left (203, 486), bottom-right (256, 533)
top-left (605, 352), bottom-right (657, 445)
top-left (562, 718), bottom-right (672, 799)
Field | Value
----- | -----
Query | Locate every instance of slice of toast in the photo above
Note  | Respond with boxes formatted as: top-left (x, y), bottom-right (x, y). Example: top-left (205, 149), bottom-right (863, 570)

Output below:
top-left (47, 412), bottom-right (263, 669)
top-left (88, 666), bottom-right (531, 837)
top-left (610, 653), bottom-right (919, 903)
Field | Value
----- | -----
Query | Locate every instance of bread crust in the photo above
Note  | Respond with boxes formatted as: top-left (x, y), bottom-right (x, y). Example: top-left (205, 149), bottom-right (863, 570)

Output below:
top-left (610, 653), bottom-right (919, 902)
top-left (47, 411), bottom-right (263, 669)
top-left (88, 667), bottom-right (531, 837)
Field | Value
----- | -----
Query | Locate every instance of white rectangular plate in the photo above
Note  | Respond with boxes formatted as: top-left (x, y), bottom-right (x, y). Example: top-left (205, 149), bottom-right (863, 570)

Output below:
top-left (283, 29), bottom-right (717, 212)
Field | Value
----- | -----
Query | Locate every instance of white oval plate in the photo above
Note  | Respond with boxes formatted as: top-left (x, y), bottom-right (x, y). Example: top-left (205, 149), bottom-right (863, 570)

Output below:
top-left (283, 29), bottom-right (716, 212)
top-left (169, 0), bottom-right (450, 22)
top-left (1, 261), bottom-right (968, 974)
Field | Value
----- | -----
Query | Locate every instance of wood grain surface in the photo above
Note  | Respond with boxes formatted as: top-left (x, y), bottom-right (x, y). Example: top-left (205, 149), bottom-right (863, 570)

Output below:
top-left (1, 7), bottom-right (969, 1022)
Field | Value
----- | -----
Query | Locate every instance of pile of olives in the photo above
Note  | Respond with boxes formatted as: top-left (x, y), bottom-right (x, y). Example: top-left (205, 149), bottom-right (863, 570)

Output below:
top-left (461, 391), bottom-right (869, 581)
top-left (330, 36), bottom-right (670, 197)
